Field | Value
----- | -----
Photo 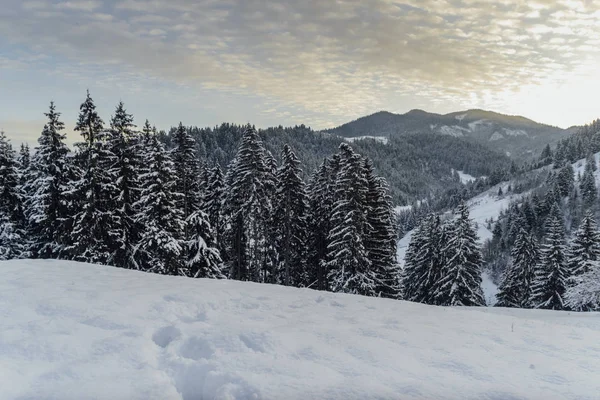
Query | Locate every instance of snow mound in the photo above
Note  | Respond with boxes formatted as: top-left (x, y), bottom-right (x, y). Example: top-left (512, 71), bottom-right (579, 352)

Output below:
top-left (344, 136), bottom-right (388, 145)
top-left (3, 260), bottom-right (600, 399)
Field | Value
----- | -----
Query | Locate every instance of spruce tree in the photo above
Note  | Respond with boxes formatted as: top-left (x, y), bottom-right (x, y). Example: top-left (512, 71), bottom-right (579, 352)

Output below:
top-left (568, 212), bottom-right (600, 276)
top-left (565, 261), bottom-right (600, 311)
top-left (222, 127), bottom-right (274, 282)
top-left (171, 122), bottom-right (201, 223)
top-left (272, 144), bottom-right (309, 286)
top-left (363, 158), bottom-right (399, 298)
top-left (134, 132), bottom-right (184, 275)
top-left (496, 228), bottom-right (539, 308)
top-left (326, 143), bottom-right (376, 296)
top-left (203, 165), bottom-right (225, 249)
top-left (69, 91), bottom-right (116, 264)
top-left (530, 206), bottom-right (569, 310)
top-left (580, 165), bottom-right (597, 210)
top-left (402, 214), bottom-right (443, 304)
top-left (306, 156), bottom-right (339, 290)
top-left (0, 131), bottom-right (26, 259)
top-left (186, 209), bottom-right (224, 279)
top-left (433, 203), bottom-right (486, 306)
top-left (25, 102), bottom-right (73, 258)
top-left (106, 102), bottom-right (140, 268)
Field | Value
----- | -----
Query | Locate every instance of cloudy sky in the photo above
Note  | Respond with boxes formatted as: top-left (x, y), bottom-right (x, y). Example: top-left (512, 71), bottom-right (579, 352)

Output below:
top-left (1, 0), bottom-right (600, 144)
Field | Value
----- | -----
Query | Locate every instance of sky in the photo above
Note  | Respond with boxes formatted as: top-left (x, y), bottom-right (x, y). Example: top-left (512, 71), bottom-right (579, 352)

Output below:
top-left (1, 0), bottom-right (600, 145)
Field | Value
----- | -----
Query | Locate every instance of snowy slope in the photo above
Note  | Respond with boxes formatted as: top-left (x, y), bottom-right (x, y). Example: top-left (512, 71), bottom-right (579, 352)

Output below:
top-left (343, 135), bottom-right (388, 144)
top-left (2, 260), bottom-right (600, 400)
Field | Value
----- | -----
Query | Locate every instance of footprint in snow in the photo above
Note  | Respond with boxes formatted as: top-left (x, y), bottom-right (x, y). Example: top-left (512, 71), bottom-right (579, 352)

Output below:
top-left (152, 326), bottom-right (181, 348)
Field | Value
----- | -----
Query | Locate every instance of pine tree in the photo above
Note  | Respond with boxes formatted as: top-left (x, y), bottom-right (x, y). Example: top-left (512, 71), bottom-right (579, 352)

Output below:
top-left (186, 210), bottom-right (224, 279)
top-left (496, 229), bottom-right (539, 308)
top-left (25, 102), bottom-right (73, 258)
top-left (133, 133), bottom-right (184, 275)
top-left (363, 158), bottom-right (399, 298)
top-left (565, 261), bottom-right (600, 311)
top-left (433, 203), bottom-right (486, 306)
top-left (326, 144), bottom-right (376, 296)
top-left (69, 91), bottom-right (117, 264)
top-left (171, 122), bottom-right (201, 223)
top-left (0, 131), bottom-right (26, 259)
top-left (106, 102), bottom-right (140, 269)
top-left (585, 152), bottom-right (597, 172)
top-left (272, 144), bottom-right (309, 286)
top-left (203, 165), bottom-right (225, 249)
top-left (402, 214), bottom-right (443, 304)
top-left (222, 127), bottom-right (274, 282)
top-left (530, 206), bottom-right (569, 310)
top-left (580, 164), bottom-right (597, 210)
top-left (306, 156), bottom-right (339, 290)
top-left (568, 212), bottom-right (600, 276)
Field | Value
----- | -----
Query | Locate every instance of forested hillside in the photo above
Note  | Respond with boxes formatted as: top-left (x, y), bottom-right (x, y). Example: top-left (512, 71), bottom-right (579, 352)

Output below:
top-left (168, 123), bottom-right (511, 205)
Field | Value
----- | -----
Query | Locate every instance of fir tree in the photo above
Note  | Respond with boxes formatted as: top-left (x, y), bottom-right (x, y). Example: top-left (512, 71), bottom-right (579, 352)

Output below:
top-left (580, 165), bottom-right (597, 210)
top-left (203, 165), bottom-right (225, 250)
top-left (69, 91), bottom-right (116, 264)
top-left (272, 144), bottom-right (309, 286)
top-left (530, 206), bottom-right (569, 310)
top-left (25, 102), bottom-right (73, 258)
top-left (433, 203), bottom-right (486, 306)
top-left (186, 210), bottom-right (224, 279)
top-left (171, 122), bottom-right (201, 222)
top-left (222, 127), bottom-right (274, 282)
top-left (567, 212), bottom-right (600, 310)
top-left (133, 133), bottom-right (184, 275)
top-left (365, 168), bottom-right (400, 298)
top-left (0, 131), bottom-right (26, 259)
top-left (402, 214), bottom-right (443, 304)
top-left (326, 144), bottom-right (376, 296)
top-left (106, 102), bottom-right (140, 268)
top-left (306, 156), bottom-right (339, 290)
top-left (496, 229), bottom-right (539, 308)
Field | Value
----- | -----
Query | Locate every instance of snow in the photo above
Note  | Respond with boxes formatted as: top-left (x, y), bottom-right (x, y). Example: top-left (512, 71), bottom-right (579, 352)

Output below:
top-left (2, 260), bottom-right (600, 400)
top-left (467, 119), bottom-right (490, 131)
top-left (489, 132), bottom-right (504, 141)
top-left (439, 125), bottom-right (469, 137)
top-left (394, 205), bottom-right (412, 214)
top-left (452, 169), bottom-right (477, 184)
top-left (344, 136), bottom-right (388, 145)
top-left (454, 113), bottom-right (467, 122)
top-left (503, 128), bottom-right (528, 137)
top-left (481, 271), bottom-right (499, 306)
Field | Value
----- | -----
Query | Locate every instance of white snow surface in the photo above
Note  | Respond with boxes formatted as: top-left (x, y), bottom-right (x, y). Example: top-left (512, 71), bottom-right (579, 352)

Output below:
top-left (344, 136), bottom-right (388, 145)
top-left (452, 169), bottom-right (477, 184)
top-left (489, 132), bottom-right (504, 141)
top-left (3, 260), bottom-right (600, 400)
top-left (438, 125), bottom-right (469, 137)
top-left (503, 128), bottom-right (528, 137)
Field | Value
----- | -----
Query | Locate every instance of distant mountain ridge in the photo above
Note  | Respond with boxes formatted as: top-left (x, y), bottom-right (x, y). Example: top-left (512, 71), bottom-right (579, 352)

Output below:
top-left (325, 109), bottom-right (576, 160)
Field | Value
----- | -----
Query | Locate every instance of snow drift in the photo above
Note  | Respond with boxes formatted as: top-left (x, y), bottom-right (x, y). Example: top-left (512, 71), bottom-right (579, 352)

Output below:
top-left (1, 260), bottom-right (599, 400)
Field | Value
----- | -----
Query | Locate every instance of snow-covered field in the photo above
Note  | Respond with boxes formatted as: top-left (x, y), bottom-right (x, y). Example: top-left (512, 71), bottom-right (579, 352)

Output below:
top-left (2, 260), bottom-right (600, 400)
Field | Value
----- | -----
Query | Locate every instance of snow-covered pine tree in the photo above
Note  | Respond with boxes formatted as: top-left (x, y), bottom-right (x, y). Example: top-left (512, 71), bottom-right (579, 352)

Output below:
top-left (530, 205), bottom-right (569, 310)
top-left (496, 228), bottom-right (539, 308)
top-left (186, 209), bottom-right (225, 279)
top-left (566, 212), bottom-right (600, 310)
top-left (579, 164), bottom-right (597, 210)
top-left (585, 152), bottom-right (597, 172)
top-left (133, 131), bottom-right (185, 275)
top-left (306, 155), bottom-right (340, 290)
top-left (18, 143), bottom-right (30, 175)
top-left (402, 214), bottom-right (443, 304)
top-left (325, 143), bottom-right (376, 296)
top-left (222, 126), bottom-right (274, 282)
top-left (171, 122), bottom-right (202, 223)
top-left (69, 91), bottom-right (117, 264)
top-left (203, 164), bottom-right (225, 249)
top-left (0, 131), bottom-right (26, 259)
top-left (25, 102), bottom-right (73, 258)
top-left (433, 203), bottom-right (486, 306)
top-left (105, 102), bottom-right (140, 269)
top-left (272, 144), bottom-right (309, 286)
top-left (364, 158), bottom-right (399, 298)
top-left (565, 261), bottom-right (600, 311)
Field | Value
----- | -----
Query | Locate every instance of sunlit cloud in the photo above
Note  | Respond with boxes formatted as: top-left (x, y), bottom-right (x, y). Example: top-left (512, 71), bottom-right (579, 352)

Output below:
top-left (1, 0), bottom-right (599, 140)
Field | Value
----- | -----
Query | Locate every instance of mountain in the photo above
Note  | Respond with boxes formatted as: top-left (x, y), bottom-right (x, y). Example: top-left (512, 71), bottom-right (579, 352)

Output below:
top-left (326, 109), bottom-right (575, 160)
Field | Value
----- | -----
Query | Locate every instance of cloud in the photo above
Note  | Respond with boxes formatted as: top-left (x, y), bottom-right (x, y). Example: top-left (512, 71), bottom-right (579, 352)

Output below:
top-left (1, 0), bottom-right (600, 128)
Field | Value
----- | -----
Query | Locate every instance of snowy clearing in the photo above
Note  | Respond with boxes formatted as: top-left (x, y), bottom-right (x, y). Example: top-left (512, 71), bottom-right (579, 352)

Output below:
top-left (2, 260), bottom-right (600, 400)
top-left (344, 136), bottom-right (388, 145)
top-left (451, 169), bottom-right (477, 184)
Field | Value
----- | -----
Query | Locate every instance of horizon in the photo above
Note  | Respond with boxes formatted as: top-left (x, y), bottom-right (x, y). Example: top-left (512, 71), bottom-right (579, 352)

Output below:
top-left (2, 0), bottom-right (600, 144)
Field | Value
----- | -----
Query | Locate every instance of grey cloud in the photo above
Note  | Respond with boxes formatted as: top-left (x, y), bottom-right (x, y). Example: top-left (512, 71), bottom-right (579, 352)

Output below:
top-left (1, 0), bottom-right (599, 127)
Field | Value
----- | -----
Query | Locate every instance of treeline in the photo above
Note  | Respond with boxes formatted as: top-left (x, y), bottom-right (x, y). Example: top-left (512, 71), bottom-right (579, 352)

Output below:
top-left (0, 93), bottom-right (401, 298)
